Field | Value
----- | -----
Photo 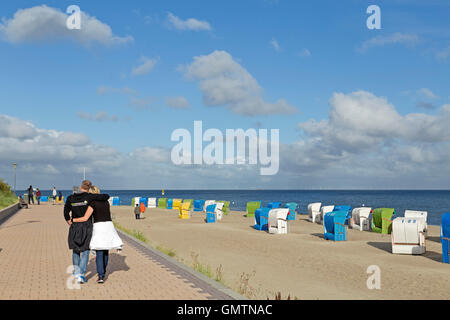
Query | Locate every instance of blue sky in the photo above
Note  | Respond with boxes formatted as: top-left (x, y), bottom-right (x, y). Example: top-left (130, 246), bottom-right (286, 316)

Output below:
top-left (0, 1), bottom-right (449, 189)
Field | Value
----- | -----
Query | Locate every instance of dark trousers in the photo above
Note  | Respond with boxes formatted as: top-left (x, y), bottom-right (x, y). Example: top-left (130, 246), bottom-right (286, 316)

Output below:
top-left (96, 250), bottom-right (109, 278)
top-left (135, 214), bottom-right (140, 219)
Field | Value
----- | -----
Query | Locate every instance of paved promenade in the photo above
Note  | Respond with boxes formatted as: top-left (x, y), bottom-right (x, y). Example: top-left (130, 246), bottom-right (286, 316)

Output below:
top-left (0, 204), bottom-right (236, 300)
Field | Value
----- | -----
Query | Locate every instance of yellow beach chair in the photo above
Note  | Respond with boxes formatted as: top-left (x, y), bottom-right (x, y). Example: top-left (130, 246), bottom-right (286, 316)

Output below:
top-left (172, 199), bottom-right (182, 211)
top-left (56, 196), bottom-right (64, 204)
top-left (179, 201), bottom-right (190, 219)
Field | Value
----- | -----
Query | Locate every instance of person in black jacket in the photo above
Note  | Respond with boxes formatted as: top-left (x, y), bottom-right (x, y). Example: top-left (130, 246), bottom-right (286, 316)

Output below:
top-left (64, 180), bottom-right (109, 284)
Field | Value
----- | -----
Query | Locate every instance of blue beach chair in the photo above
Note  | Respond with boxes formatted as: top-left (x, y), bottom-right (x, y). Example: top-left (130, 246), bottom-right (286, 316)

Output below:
top-left (254, 208), bottom-right (270, 231)
top-left (194, 200), bottom-right (205, 212)
top-left (206, 204), bottom-right (217, 223)
top-left (324, 210), bottom-right (347, 241)
top-left (333, 205), bottom-right (352, 225)
top-left (112, 197), bottom-right (120, 206)
top-left (167, 198), bottom-right (173, 209)
top-left (441, 212), bottom-right (450, 264)
top-left (40, 196), bottom-right (48, 202)
top-left (267, 202), bottom-right (281, 209)
top-left (284, 202), bottom-right (298, 221)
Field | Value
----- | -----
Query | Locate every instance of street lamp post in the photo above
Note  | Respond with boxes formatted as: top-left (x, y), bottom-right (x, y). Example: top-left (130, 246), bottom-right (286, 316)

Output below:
top-left (13, 163), bottom-right (17, 195)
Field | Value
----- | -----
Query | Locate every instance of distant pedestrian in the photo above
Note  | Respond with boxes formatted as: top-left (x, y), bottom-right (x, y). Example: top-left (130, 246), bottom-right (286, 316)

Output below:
top-left (134, 203), bottom-right (140, 219)
top-left (36, 188), bottom-right (41, 205)
top-left (52, 187), bottom-right (57, 205)
top-left (27, 185), bottom-right (34, 205)
top-left (140, 201), bottom-right (146, 218)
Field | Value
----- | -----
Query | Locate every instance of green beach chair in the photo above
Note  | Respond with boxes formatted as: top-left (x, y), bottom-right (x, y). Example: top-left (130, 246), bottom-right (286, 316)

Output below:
top-left (371, 208), bottom-right (395, 234)
top-left (216, 201), bottom-right (230, 215)
top-left (183, 199), bottom-right (194, 210)
top-left (158, 198), bottom-right (167, 209)
top-left (246, 201), bottom-right (262, 218)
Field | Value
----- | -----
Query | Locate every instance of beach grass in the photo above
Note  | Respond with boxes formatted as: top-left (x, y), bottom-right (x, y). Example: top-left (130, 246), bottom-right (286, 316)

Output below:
top-left (0, 179), bottom-right (17, 210)
top-left (113, 221), bottom-right (175, 257)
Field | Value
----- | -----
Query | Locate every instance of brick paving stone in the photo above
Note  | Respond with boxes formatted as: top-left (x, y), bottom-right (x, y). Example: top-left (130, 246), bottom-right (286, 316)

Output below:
top-left (0, 205), bottom-right (236, 300)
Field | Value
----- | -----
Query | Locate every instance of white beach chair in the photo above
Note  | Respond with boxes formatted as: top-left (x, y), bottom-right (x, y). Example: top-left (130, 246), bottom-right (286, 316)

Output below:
top-left (132, 197), bottom-right (140, 207)
top-left (404, 210), bottom-right (428, 237)
top-left (320, 205), bottom-right (334, 225)
top-left (351, 207), bottom-right (372, 231)
top-left (391, 217), bottom-right (426, 255)
top-left (268, 208), bottom-right (289, 234)
top-left (308, 203), bottom-right (322, 223)
top-left (204, 200), bottom-right (215, 212)
top-left (215, 202), bottom-right (225, 221)
top-left (147, 198), bottom-right (157, 208)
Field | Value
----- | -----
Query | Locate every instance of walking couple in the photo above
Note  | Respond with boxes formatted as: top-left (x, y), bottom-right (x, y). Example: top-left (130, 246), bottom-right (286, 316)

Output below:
top-left (64, 180), bottom-right (123, 284)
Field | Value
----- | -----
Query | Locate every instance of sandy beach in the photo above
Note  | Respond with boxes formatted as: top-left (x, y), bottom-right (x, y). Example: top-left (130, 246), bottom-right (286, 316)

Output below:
top-left (111, 206), bottom-right (450, 300)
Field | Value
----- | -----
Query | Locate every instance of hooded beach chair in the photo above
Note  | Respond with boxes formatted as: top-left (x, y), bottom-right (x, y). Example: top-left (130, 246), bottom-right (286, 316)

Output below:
top-left (41, 196), bottom-right (48, 202)
top-left (323, 210), bottom-right (347, 241)
top-left (206, 204), bottom-right (217, 223)
top-left (204, 200), bottom-right (216, 212)
top-left (308, 202), bottom-right (322, 223)
top-left (268, 208), bottom-right (289, 234)
top-left (371, 208), bottom-right (395, 234)
top-left (112, 197), bottom-right (120, 206)
top-left (147, 198), bottom-right (157, 208)
top-left (183, 199), bottom-right (194, 210)
top-left (267, 202), bottom-right (281, 209)
top-left (404, 210), bottom-right (428, 237)
top-left (350, 207), bottom-right (372, 231)
top-left (391, 217), bottom-right (426, 255)
top-left (157, 198), bottom-right (167, 209)
top-left (172, 199), bottom-right (182, 210)
top-left (167, 198), bottom-right (173, 209)
top-left (320, 205), bottom-right (335, 224)
top-left (56, 196), bottom-right (64, 204)
top-left (284, 202), bottom-right (298, 221)
top-left (246, 201), bottom-right (262, 218)
top-left (193, 200), bottom-right (205, 212)
top-left (131, 197), bottom-right (140, 207)
top-left (215, 202), bottom-right (225, 221)
top-left (333, 205), bottom-right (352, 225)
top-left (179, 201), bottom-right (191, 219)
top-left (441, 213), bottom-right (450, 264)
top-left (254, 208), bottom-right (270, 231)
top-left (216, 201), bottom-right (230, 215)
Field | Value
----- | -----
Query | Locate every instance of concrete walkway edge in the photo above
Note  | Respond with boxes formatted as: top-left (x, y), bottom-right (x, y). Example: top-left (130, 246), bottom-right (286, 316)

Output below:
top-left (0, 202), bottom-right (20, 226)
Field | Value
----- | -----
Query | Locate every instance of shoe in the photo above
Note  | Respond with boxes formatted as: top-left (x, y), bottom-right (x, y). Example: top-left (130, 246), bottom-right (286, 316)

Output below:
top-left (77, 276), bottom-right (87, 284)
top-left (97, 276), bottom-right (104, 284)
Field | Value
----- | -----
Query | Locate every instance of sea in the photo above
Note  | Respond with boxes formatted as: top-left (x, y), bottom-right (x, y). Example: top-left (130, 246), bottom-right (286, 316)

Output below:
top-left (18, 189), bottom-right (450, 226)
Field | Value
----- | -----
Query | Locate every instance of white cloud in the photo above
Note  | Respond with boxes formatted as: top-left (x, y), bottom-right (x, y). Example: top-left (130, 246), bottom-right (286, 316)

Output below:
top-left (77, 111), bottom-right (119, 122)
top-left (358, 32), bottom-right (419, 52)
top-left (0, 5), bottom-right (133, 45)
top-left (270, 38), bottom-right (281, 52)
top-left (131, 56), bottom-right (158, 76)
top-left (418, 88), bottom-right (439, 100)
top-left (298, 48), bottom-right (311, 57)
top-left (167, 12), bottom-right (211, 31)
top-left (165, 96), bottom-right (190, 109)
top-left (181, 50), bottom-right (298, 116)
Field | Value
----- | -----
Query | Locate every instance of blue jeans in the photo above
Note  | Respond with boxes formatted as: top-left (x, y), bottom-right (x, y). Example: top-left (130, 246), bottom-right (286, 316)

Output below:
top-left (72, 250), bottom-right (89, 277)
top-left (96, 250), bottom-right (109, 278)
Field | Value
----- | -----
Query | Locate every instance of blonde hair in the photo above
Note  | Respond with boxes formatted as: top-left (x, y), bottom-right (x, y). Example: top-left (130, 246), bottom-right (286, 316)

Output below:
top-left (89, 186), bottom-right (100, 194)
